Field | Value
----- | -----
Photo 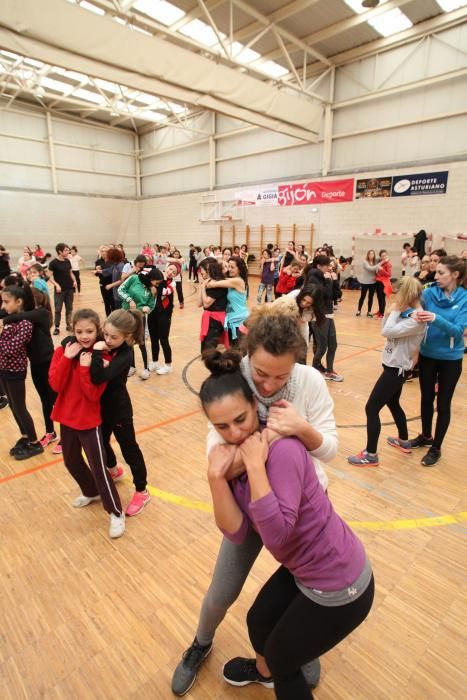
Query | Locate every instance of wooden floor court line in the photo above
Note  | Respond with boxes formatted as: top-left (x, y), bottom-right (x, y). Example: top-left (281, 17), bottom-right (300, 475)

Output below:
top-left (0, 408), bottom-right (201, 486)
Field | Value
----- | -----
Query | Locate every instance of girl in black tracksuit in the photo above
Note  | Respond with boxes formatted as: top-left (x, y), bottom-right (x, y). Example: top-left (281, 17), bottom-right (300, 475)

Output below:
top-left (90, 309), bottom-right (150, 517)
top-left (147, 267), bottom-right (176, 374)
top-left (1, 285), bottom-right (57, 445)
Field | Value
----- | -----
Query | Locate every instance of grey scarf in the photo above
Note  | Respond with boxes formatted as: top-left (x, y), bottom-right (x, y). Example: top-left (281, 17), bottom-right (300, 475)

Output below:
top-left (241, 355), bottom-right (298, 423)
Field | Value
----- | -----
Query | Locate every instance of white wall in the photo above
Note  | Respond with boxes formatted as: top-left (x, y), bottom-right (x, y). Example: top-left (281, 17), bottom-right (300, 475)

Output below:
top-left (0, 104), bottom-right (137, 197)
top-left (0, 189), bottom-right (139, 265)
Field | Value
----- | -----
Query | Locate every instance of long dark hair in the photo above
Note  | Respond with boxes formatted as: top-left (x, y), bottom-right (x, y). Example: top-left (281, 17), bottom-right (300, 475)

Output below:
top-left (229, 255), bottom-right (248, 283)
top-left (199, 257), bottom-right (225, 281)
top-left (295, 283), bottom-right (326, 325)
top-left (138, 267), bottom-right (163, 287)
top-left (1, 283), bottom-right (35, 312)
top-left (31, 287), bottom-right (53, 327)
top-left (200, 349), bottom-right (253, 410)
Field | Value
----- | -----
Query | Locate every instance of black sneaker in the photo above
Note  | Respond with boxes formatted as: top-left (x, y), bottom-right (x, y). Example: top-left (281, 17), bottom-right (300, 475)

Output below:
top-left (0, 396), bottom-right (9, 410)
top-left (171, 639), bottom-right (212, 696)
top-left (409, 434), bottom-right (433, 449)
top-left (9, 437), bottom-right (29, 456)
top-left (53, 328), bottom-right (60, 335)
top-left (14, 442), bottom-right (44, 461)
top-left (223, 657), bottom-right (274, 688)
top-left (421, 446), bottom-right (441, 467)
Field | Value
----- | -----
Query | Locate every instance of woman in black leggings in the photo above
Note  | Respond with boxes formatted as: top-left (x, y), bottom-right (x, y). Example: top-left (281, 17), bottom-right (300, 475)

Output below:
top-left (409, 256), bottom-right (467, 466)
top-left (348, 277), bottom-right (425, 467)
top-left (147, 264), bottom-right (176, 375)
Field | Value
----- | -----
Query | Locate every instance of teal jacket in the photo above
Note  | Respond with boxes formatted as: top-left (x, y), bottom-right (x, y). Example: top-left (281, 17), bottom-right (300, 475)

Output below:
top-left (420, 284), bottom-right (467, 361)
top-left (117, 275), bottom-right (156, 312)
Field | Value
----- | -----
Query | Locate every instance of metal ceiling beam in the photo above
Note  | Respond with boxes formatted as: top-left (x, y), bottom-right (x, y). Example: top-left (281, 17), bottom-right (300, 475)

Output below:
top-left (230, 0), bottom-right (331, 66)
top-left (287, 6), bottom-right (467, 87)
top-left (169, 0), bottom-right (225, 32)
top-left (234, 0), bottom-right (322, 43)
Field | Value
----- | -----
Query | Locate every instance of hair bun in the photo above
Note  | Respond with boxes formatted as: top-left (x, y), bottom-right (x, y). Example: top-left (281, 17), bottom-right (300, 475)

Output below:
top-left (202, 348), bottom-right (242, 375)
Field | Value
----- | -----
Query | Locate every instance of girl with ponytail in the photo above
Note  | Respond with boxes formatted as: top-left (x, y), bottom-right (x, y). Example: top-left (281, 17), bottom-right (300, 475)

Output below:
top-left (91, 309), bottom-right (151, 517)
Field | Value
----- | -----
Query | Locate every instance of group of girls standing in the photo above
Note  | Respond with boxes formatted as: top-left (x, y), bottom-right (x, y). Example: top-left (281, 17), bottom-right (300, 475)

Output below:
top-left (0, 271), bottom-right (152, 532)
top-left (172, 311), bottom-right (374, 700)
top-left (356, 249), bottom-right (392, 318)
top-left (197, 255), bottom-right (249, 351)
top-left (48, 306), bottom-right (151, 536)
top-left (349, 255), bottom-right (466, 469)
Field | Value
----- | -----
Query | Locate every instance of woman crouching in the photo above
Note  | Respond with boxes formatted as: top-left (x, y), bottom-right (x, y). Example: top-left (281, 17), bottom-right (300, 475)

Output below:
top-left (200, 349), bottom-right (374, 700)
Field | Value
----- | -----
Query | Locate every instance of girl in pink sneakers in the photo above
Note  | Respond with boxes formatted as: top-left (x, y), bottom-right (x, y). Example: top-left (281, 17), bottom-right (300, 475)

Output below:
top-left (91, 309), bottom-right (151, 517)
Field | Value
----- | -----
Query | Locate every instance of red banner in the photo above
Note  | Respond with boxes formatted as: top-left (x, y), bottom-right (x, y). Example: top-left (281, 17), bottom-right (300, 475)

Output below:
top-left (278, 179), bottom-right (354, 206)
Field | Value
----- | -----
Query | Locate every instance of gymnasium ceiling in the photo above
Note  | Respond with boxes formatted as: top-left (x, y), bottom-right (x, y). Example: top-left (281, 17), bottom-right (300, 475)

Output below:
top-left (0, 0), bottom-right (466, 139)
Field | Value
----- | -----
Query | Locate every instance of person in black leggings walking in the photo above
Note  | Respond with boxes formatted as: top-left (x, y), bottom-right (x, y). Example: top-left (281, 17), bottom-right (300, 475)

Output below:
top-left (408, 255), bottom-right (467, 466)
top-left (348, 277), bottom-right (426, 467)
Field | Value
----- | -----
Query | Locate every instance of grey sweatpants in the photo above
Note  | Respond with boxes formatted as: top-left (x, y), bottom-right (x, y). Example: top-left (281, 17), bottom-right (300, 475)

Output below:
top-left (196, 529), bottom-right (263, 645)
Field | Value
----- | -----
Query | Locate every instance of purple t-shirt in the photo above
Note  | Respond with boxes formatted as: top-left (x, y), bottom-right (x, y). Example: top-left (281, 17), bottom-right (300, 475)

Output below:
top-left (260, 260), bottom-right (275, 286)
top-left (224, 437), bottom-right (366, 591)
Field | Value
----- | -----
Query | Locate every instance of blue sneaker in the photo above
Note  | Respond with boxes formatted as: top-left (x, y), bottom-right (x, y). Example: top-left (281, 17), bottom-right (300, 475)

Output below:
top-left (348, 450), bottom-right (379, 467)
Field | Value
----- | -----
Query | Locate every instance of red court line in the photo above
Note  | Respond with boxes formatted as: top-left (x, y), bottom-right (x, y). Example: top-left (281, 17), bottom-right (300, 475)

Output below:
top-left (0, 408), bottom-right (202, 486)
top-left (335, 342), bottom-right (382, 365)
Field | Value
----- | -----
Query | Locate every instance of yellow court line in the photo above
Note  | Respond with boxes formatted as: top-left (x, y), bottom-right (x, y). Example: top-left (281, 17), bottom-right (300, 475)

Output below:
top-left (126, 479), bottom-right (467, 532)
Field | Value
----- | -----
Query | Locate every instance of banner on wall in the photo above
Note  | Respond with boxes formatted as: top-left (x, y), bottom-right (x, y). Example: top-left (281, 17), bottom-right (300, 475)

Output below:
top-left (391, 171), bottom-right (449, 196)
top-left (355, 176), bottom-right (392, 199)
top-left (235, 178), bottom-right (354, 207)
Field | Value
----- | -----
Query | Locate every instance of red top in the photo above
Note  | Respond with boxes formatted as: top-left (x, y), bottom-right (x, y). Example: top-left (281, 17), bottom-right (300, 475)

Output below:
top-left (276, 270), bottom-right (298, 294)
top-left (49, 346), bottom-right (107, 430)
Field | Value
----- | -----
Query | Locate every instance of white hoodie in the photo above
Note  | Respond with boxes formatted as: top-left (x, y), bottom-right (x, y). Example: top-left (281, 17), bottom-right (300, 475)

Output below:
top-left (381, 310), bottom-right (426, 372)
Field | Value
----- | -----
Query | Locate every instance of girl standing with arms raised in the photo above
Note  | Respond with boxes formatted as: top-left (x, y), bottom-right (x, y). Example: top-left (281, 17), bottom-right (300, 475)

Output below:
top-left (91, 309), bottom-right (151, 516)
top-left (408, 256), bottom-right (467, 466)
top-left (49, 309), bottom-right (125, 538)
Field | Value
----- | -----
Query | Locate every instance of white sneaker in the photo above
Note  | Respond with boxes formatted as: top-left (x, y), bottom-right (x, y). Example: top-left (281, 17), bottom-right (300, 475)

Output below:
top-left (148, 361), bottom-right (160, 372)
top-left (109, 512), bottom-right (125, 539)
top-left (139, 368), bottom-right (151, 380)
top-left (156, 365), bottom-right (172, 375)
top-left (73, 494), bottom-right (101, 508)
top-left (128, 366), bottom-right (137, 377)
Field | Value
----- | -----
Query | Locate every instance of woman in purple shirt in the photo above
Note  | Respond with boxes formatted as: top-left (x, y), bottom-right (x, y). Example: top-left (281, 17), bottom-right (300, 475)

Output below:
top-left (200, 349), bottom-right (374, 700)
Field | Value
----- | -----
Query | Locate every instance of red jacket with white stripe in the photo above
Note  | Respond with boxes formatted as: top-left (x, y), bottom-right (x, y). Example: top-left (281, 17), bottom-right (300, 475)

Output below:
top-left (49, 346), bottom-right (107, 430)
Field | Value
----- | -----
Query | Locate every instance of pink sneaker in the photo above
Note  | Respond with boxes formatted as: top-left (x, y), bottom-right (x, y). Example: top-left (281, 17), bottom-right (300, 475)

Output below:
top-left (52, 441), bottom-right (63, 454)
top-left (40, 431), bottom-right (58, 448)
top-left (125, 490), bottom-right (151, 517)
top-left (109, 465), bottom-right (125, 481)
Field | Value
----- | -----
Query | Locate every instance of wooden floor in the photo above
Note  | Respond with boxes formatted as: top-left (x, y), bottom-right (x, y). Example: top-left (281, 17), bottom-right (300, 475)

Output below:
top-left (1, 271), bottom-right (466, 700)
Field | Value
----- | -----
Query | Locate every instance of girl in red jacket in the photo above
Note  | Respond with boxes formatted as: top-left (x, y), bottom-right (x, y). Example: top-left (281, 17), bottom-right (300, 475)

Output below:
top-left (48, 308), bottom-right (125, 539)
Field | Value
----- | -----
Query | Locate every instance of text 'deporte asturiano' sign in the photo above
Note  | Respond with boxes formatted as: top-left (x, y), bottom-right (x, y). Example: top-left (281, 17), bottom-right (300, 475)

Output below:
top-left (391, 171), bottom-right (448, 197)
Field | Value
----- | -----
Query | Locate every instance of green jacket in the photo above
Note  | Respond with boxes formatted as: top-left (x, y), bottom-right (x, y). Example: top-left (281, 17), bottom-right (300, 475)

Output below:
top-left (118, 274), bottom-right (156, 312)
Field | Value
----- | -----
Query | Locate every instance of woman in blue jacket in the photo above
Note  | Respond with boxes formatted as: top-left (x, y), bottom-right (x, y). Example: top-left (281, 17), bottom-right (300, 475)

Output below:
top-left (409, 256), bottom-right (467, 466)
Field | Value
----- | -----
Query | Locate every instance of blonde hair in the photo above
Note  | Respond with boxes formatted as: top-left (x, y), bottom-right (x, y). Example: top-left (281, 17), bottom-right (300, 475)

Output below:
top-left (105, 309), bottom-right (143, 346)
top-left (395, 276), bottom-right (422, 309)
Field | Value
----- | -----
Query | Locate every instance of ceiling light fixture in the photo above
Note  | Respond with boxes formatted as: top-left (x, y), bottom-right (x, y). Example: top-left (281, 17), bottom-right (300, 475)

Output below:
top-left (362, 0), bottom-right (380, 7)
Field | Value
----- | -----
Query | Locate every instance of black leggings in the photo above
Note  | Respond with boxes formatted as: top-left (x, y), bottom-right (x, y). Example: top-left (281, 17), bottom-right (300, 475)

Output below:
top-left (101, 420), bottom-right (147, 492)
top-left (188, 259), bottom-right (198, 281)
top-left (419, 354), bottom-right (463, 450)
top-left (30, 361), bottom-right (56, 434)
top-left (201, 318), bottom-right (225, 352)
top-left (148, 310), bottom-right (172, 364)
top-left (311, 318), bottom-right (337, 373)
top-left (375, 281), bottom-right (386, 315)
top-left (74, 270), bottom-right (81, 293)
top-left (248, 565), bottom-right (374, 700)
top-left (358, 283), bottom-right (375, 313)
top-left (3, 374), bottom-right (37, 441)
top-left (365, 365), bottom-right (407, 453)
top-left (175, 281), bottom-right (184, 304)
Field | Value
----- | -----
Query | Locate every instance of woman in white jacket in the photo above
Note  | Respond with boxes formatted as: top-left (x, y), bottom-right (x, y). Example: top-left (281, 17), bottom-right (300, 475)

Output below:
top-left (348, 277), bottom-right (426, 467)
top-left (172, 311), bottom-right (337, 696)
